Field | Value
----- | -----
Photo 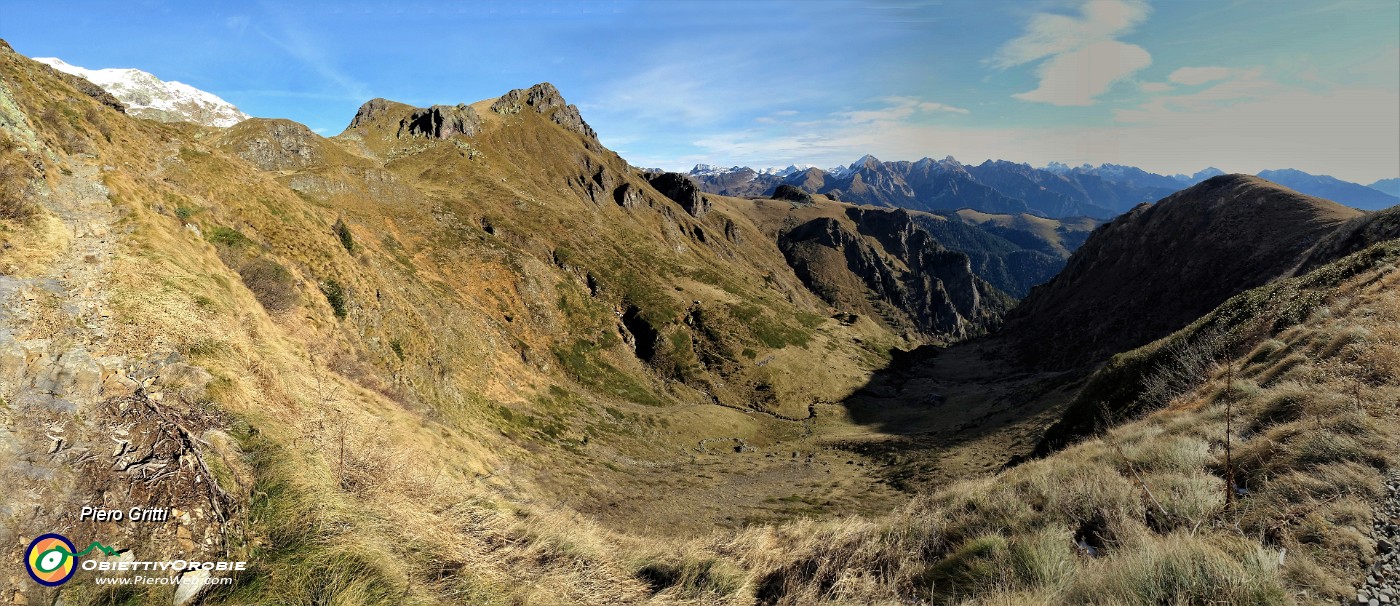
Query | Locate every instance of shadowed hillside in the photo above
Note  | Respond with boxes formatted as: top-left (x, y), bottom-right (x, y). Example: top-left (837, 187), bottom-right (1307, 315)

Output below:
top-left (1003, 175), bottom-right (1362, 370)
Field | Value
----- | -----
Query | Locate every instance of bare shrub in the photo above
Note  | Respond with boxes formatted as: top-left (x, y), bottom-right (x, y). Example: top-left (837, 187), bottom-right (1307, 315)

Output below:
top-left (1138, 326), bottom-right (1229, 409)
top-left (0, 148), bottom-right (36, 221)
top-left (237, 257), bottom-right (298, 312)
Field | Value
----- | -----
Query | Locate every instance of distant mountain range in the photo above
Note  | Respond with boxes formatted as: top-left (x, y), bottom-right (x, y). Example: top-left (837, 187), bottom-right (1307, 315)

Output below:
top-left (1370, 178), bottom-right (1400, 198)
top-left (687, 158), bottom-right (1397, 218)
top-left (1257, 169), bottom-right (1399, 211)
top-left (34, 57), bottom-right (249, 127)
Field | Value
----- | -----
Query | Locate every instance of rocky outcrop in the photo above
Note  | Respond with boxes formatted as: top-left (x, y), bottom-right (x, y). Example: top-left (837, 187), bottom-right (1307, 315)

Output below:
top-left (644, 172), bottom-right (709, 217)
top-left (779, 208), bottom-right (1009, 341)
top-left (347, 98), bottom-right (402, 129)
top-left (221, 118), bottom-right (324, 171)
top-left (572, 155), bottom-right (617, 205)
top-left (613, 182), bottom-right (644, 209)
top-left (772, 184), bottom-right (812, 204)
top-left (398, 103), bottom-right (481, 139)
top-left (491, 82), bottom-right (597, 140)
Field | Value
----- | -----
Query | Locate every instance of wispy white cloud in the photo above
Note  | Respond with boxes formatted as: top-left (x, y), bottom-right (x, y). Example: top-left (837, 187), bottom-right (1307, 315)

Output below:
top-left (1119, 67), bottom-right (1269, 118)
top-left (1139, 81), bottom-right (1173, 93)
top-left (995, 0), bottom-right (1152, 106)
top-left (1167, 66), bottom-right (1236, 86)
top-left (993, 0), bottom-right (1150, 68)
top-left (254, 4), bottom-right (368, 101)
top-left (839, 96), bottom-right (970, 123)
top-left (1013, 40), bottom-right (1152, 106)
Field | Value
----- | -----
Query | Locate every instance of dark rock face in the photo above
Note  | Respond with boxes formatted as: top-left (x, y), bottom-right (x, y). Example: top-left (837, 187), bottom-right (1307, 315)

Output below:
top-left (491, 82), bottom-right (597, 140)
top-left (613, 182), bottom-right (644, 209)
top-left (645, 172), bottom-right (709, 217)
top-left (573, 155), bottom-right (615, 205)
top-left (398, 104), bottom-right (480, 139)
top-left (778, 208), bottom-right (1008, 341)
top-left (772, 184), bottom-right (813, 204)
top-left (907, 214), bottom-right (1088, 299)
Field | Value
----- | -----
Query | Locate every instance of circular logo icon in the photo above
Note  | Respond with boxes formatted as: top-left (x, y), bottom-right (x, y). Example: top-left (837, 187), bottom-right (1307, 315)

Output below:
top-left (25, 533), bottom-right (77, 586)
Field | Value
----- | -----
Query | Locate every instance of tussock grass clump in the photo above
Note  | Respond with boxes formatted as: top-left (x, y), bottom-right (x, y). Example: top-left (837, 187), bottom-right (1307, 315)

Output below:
top-left (0, 135), bottom-right (36, 221)
top-left (1061, 533), bottom-right (1287, 605)
top-left (634, 556), bottom-right (743, 599)
top-left (917, 533), bottom-right (1010, 599)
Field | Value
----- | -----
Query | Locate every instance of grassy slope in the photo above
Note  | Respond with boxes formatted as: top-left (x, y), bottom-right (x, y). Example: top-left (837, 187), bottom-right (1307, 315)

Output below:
top-left (0, 44), bottom-right (925, 604)
top-left (703, 239), bottom-right (1399, 605)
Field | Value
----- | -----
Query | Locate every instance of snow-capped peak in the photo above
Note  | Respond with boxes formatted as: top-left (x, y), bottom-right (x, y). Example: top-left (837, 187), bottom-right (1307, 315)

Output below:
top-left (690, 164), bottom-right (749, 176)
top-left (35, 57), bottom-right (250, 128)
top-left (758, 164), bottom-right (814, 177)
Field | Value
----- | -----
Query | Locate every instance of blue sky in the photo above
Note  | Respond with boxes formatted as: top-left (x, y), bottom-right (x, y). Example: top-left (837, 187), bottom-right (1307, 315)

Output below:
top-left (3, 0), bottom-right (1397, 182)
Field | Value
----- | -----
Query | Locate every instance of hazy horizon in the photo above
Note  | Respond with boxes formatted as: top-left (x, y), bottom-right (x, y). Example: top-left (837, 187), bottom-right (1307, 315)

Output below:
top-left (3, 0), bottom-right (1397, 183)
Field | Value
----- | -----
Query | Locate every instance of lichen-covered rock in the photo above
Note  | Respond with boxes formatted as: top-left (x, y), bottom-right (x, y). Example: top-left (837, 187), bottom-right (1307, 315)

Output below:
top-left (222, 119), bottom-right (323, 171)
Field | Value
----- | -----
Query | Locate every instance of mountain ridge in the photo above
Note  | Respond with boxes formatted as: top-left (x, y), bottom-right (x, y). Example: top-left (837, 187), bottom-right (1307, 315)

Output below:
top-left (1003, 173), bottom-right (1363, 369)
top-left (688, 158), bottom-right (1398, 221)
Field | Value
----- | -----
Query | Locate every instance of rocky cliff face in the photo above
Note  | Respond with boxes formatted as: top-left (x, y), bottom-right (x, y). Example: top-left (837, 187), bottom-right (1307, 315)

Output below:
top-left (346, 97), bottom-right (405, 129)
top-left (778, 207), bottom-right (1009, 341)
top-left (491, 82), bottom-right (596, 140)
top-left (398, 103), bottom-right (481, 139)
top-left (644, 172), bottom-right (709, 217)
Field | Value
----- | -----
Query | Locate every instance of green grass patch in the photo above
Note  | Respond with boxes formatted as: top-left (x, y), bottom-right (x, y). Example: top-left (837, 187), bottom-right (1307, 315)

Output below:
top-left (553, 339), bottom-right (666, 407)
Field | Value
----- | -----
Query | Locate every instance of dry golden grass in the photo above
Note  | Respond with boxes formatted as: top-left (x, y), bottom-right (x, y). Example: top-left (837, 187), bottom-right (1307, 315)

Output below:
top-left (700, 248), bottom-right (1399, 606)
